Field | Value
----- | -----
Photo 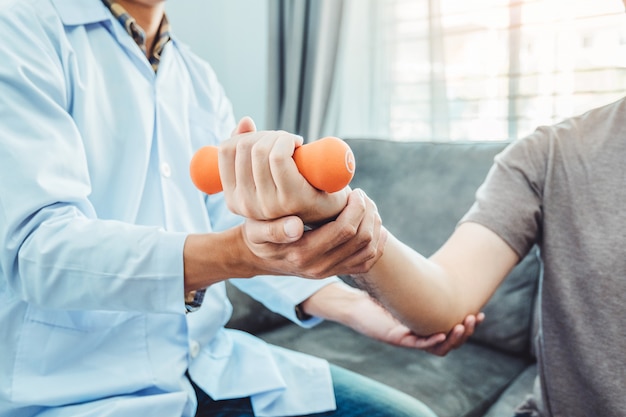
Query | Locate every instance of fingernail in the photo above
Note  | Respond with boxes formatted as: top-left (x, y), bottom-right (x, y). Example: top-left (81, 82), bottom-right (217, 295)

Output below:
top-left (284, 218), bottom-right (302, 238)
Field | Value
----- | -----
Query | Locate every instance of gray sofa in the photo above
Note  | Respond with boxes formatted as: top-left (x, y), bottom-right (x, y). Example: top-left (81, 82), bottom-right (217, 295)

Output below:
top-left (226, 139), bottom-right (542, 417)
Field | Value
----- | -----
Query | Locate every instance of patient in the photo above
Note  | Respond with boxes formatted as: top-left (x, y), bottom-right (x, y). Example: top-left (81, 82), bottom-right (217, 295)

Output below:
top-left (233, 95), bottom-right (626, 417)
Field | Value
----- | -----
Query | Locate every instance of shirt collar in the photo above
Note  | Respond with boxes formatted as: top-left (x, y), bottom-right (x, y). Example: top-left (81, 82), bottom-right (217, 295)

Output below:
top-left (51, 0), bottom-right (111, 26)
top-left (50, 0), bottom-right (181, 47)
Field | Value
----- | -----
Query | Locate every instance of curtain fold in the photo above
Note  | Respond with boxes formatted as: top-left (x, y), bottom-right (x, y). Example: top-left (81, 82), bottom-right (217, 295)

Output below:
top-left (323, 0), bottom-right (388, 140)
top-left (266, 0), bottom-right (345, 142)
top-left (428, 0), bottom-right (450, 141)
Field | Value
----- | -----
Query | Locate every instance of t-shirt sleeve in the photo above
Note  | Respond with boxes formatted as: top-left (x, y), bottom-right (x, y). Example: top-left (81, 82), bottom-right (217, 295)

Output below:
top-left (460, 128), bottom-right (551, 259)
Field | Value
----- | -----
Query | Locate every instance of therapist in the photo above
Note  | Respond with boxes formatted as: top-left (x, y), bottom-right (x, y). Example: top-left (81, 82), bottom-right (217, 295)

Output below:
top-left (0, 1), bottom-right (480, 417)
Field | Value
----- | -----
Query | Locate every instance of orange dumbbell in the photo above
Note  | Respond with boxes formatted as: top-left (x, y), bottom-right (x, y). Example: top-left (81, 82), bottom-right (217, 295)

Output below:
top-left (190, 136), bottom-right (356, 194)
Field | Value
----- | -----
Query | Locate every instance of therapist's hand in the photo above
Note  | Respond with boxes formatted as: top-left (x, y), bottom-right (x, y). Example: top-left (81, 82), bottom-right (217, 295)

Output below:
top-left (218, 117), bottom-right (350, 225)
top-left (301, 282), bottom-right (485, 355)
top-left (242, 189), bottom-right (386, 279)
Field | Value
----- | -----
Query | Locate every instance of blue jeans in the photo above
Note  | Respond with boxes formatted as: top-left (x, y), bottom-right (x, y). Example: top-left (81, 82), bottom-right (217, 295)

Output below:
top-left (192, 364), bottom-right (438, 417)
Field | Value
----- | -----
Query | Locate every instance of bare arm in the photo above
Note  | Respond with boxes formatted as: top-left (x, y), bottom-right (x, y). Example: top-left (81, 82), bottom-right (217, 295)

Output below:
top-left (352, 222), bottom-right (519, 335)
top-left (206, 121), bottom-right (514, 337)
top-left (183, 189), bottom-right (386, 292)
top-left (300, 280), bottom-right (485, 355)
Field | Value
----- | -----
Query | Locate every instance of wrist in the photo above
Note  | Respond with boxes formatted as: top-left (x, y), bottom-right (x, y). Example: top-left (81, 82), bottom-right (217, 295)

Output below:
top-left (300, 188), bottom-right (350, 225)
top-left (300, 281), bottom-right (368, 324)
top-left (183, 227), bottom-right (270, 292)
top-left (295, 302), bottom-right (313, 321)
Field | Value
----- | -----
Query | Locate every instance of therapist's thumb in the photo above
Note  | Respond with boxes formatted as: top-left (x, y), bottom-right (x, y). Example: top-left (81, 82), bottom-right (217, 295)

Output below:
top-left (245, 216), bottom-right (304, 244)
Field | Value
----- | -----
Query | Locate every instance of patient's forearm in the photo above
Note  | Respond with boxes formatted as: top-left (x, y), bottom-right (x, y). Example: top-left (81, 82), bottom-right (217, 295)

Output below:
top-left (352, 223), bottom-right (518, 336)
top-left (352, 234), bottom-right (480, 336)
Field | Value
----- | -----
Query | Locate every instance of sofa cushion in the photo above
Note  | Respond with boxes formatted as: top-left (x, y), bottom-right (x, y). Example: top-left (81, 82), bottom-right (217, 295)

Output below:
top-left (483, 364), bottom-right (538, 417)
top-left (469, 247), bottom-right (541, 355)
top-left (345, 139), bottom-right (541, 355)
top-left (259, 320), bottom-right (532, 417)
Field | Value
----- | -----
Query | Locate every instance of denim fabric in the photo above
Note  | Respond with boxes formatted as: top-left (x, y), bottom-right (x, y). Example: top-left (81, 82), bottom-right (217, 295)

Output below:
top-left (193, 364), bottom-right (438, 417)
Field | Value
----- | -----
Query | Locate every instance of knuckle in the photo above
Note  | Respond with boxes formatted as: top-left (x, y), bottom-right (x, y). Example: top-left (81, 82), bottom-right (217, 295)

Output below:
top-left (337, 223), bottom-right (358, 241)
top-left (285, 251), bottom-right (328, 279)
top-left (360, 249), bottom-right (382, 272)
top-left (369, 197), bottom-right (379, 211)
top-left (358, 242), bottom-right (377, 262)
top-left (360, 233), bottom-right (375, 250)
top-left (236, 136), bottom-right (255, 154)
top-left (251, 140), bottom-right (271, 160)
top-left (280, 198), bottom-right (302, 216)
top-left (218, 144), bottom-right (235, 161)
top-left (310, 266), bottom-right (330, 280)
top-left (356, 262), bottom-right (373, 275)
top-left (225, 198), bottom-right (239, 215)
top-left (261, 206), bottom-right (282, 220)
top-left (374, 212), bottom-right (383, 227)
top-left (268, 147), bottom-right (290, 166)
top-left (259, 205), bottom-right (272, 220)
top-left (241, 201), bottom-right (256, 218)
top-left (370, 240), bottom-right (382, 259)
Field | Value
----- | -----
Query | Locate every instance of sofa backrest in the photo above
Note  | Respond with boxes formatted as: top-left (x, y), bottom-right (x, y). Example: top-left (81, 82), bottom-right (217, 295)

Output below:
top-left (344, 138), bottom-right (541, 356)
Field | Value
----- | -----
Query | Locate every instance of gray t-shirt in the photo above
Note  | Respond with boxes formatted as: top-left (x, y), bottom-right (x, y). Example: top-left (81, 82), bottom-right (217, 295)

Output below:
top-left (462, 98), bottom-right (626, 417)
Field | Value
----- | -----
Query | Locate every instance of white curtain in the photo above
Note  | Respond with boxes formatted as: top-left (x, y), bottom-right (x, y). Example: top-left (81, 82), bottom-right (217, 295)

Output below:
top-left (266, 0), bottom-right (345, 142)
top-left (328, 0), bottom-right (626, 142)
top-left (322, 0), bottom-right (389, 140)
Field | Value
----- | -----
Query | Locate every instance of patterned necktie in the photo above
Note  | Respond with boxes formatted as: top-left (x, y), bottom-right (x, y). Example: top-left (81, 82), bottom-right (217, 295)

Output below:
top-left (149, 17), bottom-right (170, 71)
top-left (101, 0), bottom-right (171, 72)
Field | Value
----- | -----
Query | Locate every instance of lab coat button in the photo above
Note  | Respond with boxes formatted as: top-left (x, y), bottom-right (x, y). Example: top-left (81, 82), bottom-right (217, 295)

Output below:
top-left (160, 162), bottom-right (171, 178)
top-left (189, 340), bottom-right (200, 358)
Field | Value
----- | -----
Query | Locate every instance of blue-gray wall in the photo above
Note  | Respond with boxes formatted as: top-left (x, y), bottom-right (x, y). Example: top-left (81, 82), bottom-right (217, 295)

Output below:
top-left (167, 0), bottom-right (270, 129)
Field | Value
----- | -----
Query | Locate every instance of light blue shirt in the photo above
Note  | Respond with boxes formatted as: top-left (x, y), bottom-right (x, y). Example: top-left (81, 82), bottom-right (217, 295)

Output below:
top-left (0, 1), bottom-right (338, 416)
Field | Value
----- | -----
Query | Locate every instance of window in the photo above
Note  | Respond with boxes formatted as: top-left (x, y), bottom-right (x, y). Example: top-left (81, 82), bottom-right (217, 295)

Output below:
top-left (330, 0), bottom-right (626, 142)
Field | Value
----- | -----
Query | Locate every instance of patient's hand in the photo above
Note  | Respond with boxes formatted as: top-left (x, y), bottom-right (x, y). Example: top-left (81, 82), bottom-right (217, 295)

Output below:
top-left (418, 313), bottom-right (485, 356)
top-left (301, 282), bottom-right (484, 355)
